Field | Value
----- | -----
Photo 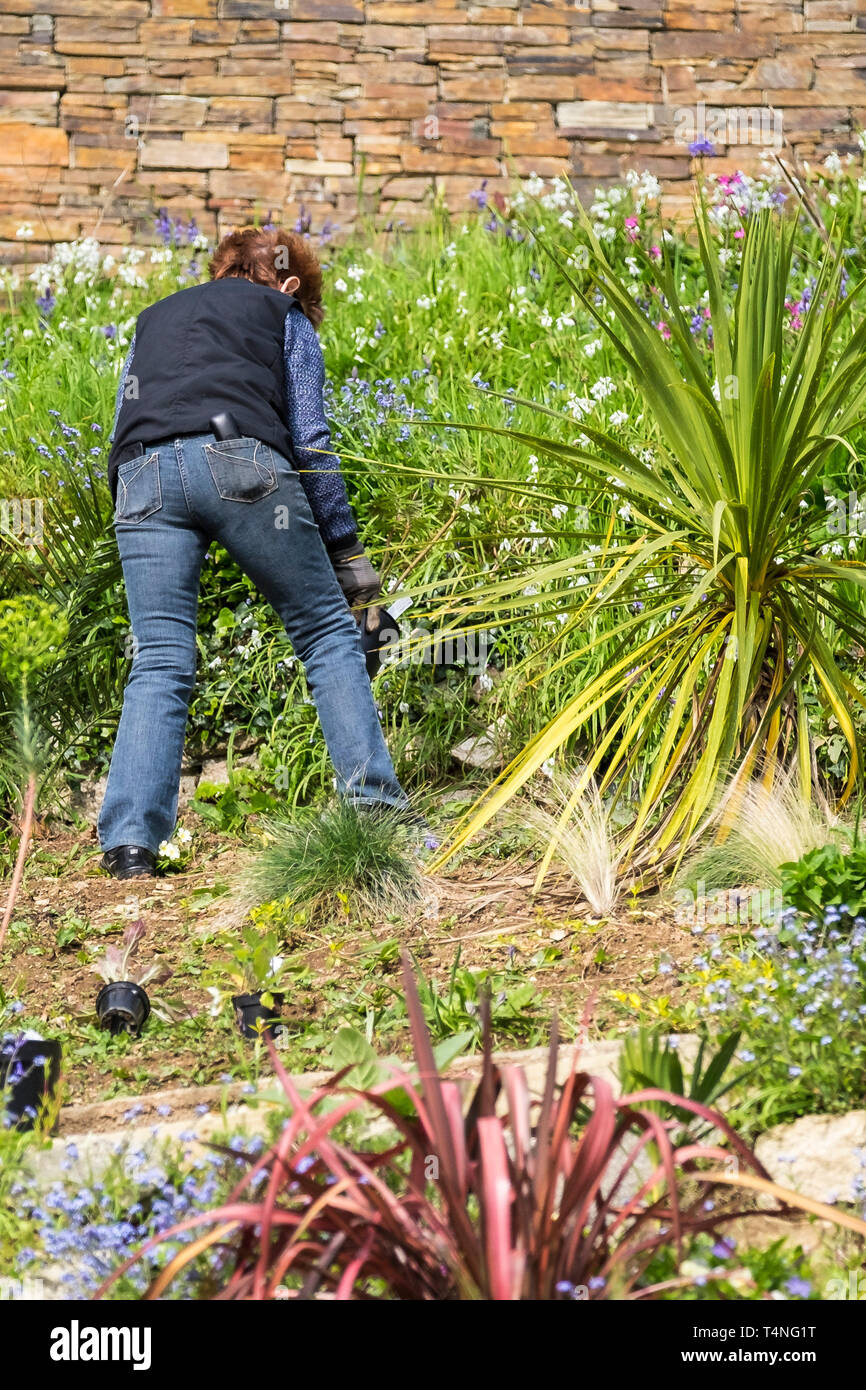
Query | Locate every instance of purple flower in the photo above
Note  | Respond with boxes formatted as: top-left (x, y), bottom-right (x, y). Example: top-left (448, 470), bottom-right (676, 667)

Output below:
top-left (688, 138), bottom-right (716, 157)
top-left (785, 1276), bottom-right (812, 1298)
top-left (469, 180), bottom-right (488, 209)
top-left (155, 208), bottom-right (173, 247)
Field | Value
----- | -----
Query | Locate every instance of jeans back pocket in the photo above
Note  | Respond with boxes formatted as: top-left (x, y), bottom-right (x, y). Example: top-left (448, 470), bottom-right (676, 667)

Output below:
top-left (115, 451), bottom-right (162, 524)
top-left (204, 438), bottom-right (278, 503)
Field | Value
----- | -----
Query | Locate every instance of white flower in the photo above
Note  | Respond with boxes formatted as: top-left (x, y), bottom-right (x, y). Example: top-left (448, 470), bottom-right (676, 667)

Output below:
top-left (346, 264), bottom-right (365, 280)
top-left (206, 987), bottom-right (224, 1018)
top-left (334, 277), bottom-right (347, 292)
top-left (416, 294), bottom-right (434, 309)
top-left (609, 410), bottom-right (628, 427)
top-left (824, 151), bottom-right (843, 177)
top-left (175, 826), bottom-right (192, 846)
top-left (541, 757), bottom-right (555, 779)
top-left (566, 394), bottom-right (593, 419)
top-left (16, 223), bottom-right (34, 239)
top-left (584, 338), bottom-right (603, 358)
top-left (159, 840), bottom-right (180, 861)
top-left (590, 376), bottom-right (615, 401)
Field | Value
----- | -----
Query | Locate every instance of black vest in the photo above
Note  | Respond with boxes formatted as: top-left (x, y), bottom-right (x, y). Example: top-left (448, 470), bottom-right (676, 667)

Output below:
top-left (108, 277), bottom-right (297, 493)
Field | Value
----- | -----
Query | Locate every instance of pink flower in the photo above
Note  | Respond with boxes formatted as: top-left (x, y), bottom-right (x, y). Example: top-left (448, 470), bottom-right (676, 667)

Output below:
top-left (734, 228), bottom-right (745, 239)
top-left (624, 217), bottom-right (639, 228)
top-left (649, 245), bottom-right (661, 260)
top-left (656, 320), bottom-right (671, 340)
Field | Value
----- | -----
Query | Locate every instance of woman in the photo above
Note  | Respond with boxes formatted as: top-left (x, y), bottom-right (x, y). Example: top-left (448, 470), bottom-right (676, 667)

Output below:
top-left (98, 226), bottom-right (407, 880)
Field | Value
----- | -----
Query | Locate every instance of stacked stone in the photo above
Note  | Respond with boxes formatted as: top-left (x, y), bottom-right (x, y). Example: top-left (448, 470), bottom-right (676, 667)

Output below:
top-left (0, 0), bottom-right (864, 264)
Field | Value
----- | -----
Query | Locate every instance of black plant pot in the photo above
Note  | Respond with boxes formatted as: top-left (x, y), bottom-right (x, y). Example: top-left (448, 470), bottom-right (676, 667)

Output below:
top-left (0, 1038), bottom-right (62, 1131)
top-left (96, 981), bottom-right (151, 1037)
top-left (232, 991), bottom-right (284, 1040)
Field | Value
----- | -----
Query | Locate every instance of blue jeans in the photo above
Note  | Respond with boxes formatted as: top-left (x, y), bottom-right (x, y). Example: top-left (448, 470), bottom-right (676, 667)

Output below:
top-left (98, 434), bottom-right (406, 853)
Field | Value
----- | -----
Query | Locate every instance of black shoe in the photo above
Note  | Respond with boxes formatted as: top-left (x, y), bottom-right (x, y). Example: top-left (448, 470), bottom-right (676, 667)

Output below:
top-left (101, 845), bottom-right (157, 880)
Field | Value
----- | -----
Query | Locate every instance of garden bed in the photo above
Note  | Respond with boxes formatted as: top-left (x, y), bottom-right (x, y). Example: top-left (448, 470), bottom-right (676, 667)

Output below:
top-left (4, 812), bottom-right (700, 1110)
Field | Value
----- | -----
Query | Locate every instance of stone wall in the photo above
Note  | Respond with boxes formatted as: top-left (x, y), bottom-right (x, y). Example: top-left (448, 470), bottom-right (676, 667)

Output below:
top-left (0, 0), bottom-right (865, 262)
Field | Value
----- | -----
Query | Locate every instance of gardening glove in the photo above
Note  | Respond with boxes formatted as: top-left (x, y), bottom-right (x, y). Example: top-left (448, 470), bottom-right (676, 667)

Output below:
top-left (330, 541), bottom-right (383, 634)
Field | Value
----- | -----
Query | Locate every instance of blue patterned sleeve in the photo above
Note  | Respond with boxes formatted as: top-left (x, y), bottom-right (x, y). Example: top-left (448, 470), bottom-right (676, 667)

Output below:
top-left (110, 333), bottom-right (136, 444)
top-left (283, 308), bottom-right (358, 553)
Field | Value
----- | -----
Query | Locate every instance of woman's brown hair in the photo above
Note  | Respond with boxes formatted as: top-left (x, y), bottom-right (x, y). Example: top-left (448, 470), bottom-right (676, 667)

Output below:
top-left (208, 226), bottom-right (324, 330)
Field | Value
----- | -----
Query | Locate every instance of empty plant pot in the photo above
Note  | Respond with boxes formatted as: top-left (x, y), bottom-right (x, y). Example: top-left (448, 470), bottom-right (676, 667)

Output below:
top-left (0, 1037), bottom-right (62, 1131)
top-left (96, 981), bottom-right (151, 1037)
top-left (232, 991), bottom-right (284, 1040)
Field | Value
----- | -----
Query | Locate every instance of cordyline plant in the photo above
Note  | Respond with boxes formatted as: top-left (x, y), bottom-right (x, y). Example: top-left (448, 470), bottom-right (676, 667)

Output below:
top-left (96, 957), bottom-right (866, 1302)
top-left (425, 198), bottom-right (866, 878)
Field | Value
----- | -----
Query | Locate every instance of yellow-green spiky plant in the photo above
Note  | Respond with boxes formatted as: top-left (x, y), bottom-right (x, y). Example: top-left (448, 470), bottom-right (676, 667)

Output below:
top-left (430, 199), bottom-right (866, 881)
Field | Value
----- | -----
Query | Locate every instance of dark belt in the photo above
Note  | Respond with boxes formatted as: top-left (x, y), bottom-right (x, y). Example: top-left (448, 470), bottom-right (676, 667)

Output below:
top-left (113, 437), bottom-right (176, 468)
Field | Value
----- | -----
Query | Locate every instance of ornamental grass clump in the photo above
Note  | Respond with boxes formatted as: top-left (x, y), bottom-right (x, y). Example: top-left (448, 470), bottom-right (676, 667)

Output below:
top-left (520, 772), bottom-right (623, 915)
top-left (677, 767), bottom-right (841, 896)
top-left (244, 800), bottom-right (426, 921)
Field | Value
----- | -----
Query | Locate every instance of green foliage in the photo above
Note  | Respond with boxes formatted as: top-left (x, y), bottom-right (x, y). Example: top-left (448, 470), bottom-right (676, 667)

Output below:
top-left (410, 946), bottom-right (541, 1044)
top-left (191, 773), bottom-right (280, 837)
top-left (437, 198), bottom-right (866, 875)
top-left (0, 595), bottom-right (68, 688)
top-left (4, 163), bottom-right (866, 858)
top-left (644, 1233), bottom-right (819, 1301)
top-left (207, 926), bottom-right (308, 1007)
top-left (618, 1027), bottom-right (745, 1136)
top-left (779, 842), bottom-right (866, 919)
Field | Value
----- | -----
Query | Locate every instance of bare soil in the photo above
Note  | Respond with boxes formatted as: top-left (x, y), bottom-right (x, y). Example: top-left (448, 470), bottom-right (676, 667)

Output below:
top-left (3, 817), bottom-right (702, 1112)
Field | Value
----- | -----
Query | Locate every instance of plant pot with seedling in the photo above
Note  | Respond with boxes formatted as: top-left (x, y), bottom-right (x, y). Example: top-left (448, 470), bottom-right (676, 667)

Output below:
top-left (207, 927), bottom-right (290, 1041)
top-left (0, 1030), bottom-right (62, 1131)
top-left (91, 920), bottom-right (172, 1037)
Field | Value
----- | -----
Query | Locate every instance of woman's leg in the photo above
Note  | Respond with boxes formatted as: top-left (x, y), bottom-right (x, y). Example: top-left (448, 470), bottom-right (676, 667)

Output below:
top-left (184, 436), bottom-right (407, 808)
top-left (98, 445), bottom-right (208, 853)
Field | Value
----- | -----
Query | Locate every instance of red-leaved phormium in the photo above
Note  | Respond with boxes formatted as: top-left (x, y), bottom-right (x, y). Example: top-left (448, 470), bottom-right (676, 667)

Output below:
top-left (98, 956), bottom-right (788, 1301)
